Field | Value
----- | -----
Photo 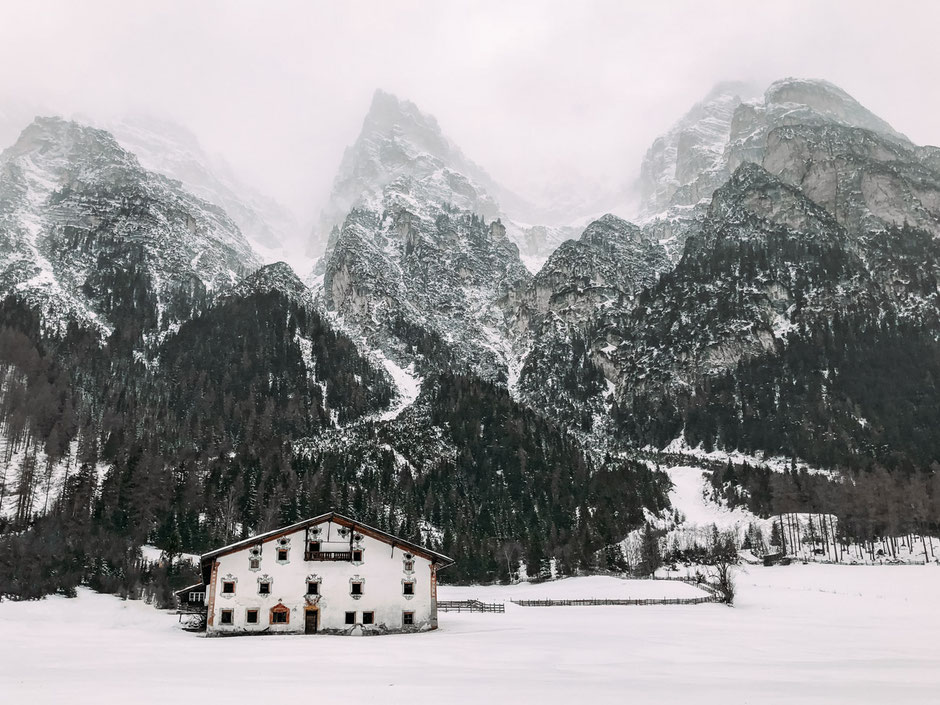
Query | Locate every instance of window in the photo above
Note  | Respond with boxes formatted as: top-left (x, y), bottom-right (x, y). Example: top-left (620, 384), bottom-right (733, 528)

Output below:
top-left (277, 549), bottom-right (288, 562)
top-left (308, 541), bottom-right (320, 553)
top-left (220, 609), bottom-right (233, 625)
top-left (402, 611), bottom-right (414, 626)
top-left (258, 581), bottom-right (271, 595)
top-left (270, 605), bottom-right (289, 624)
top-left (403, 560), bottom-right (414, 572)
top-left (246, 609), bottom-right (259, 624)
top-left (188, 591), bottom-right (204, 602)
top-left (352, 549), bottom-right (363, 562)
top-left (345, 611), bottom-right (356, 625)
top-left (362, 611), bottom-right (374, 625)
top-left (403, 581), bottom-right (415, 596)
top-left (249, 557), bottom-right (261, 570)
top-left (222, 581), bottom-right (235, 595)
top-left (351, 581), bottom-right (363, 596)
top-left (306, 581), bottom-right (319, 596)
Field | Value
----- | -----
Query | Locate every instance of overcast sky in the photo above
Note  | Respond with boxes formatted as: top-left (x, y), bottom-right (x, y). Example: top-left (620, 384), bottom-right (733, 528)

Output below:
top-left (1, 0), bottom-right (939, 221)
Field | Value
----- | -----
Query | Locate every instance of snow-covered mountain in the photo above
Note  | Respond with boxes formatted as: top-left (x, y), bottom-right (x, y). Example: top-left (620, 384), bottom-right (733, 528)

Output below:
top-left (312, 90), bottom-right (577, 271)
top-left (106, 116), bottom-right (303, 263)
top-left (3, 77), bottom-right (940, 594)
top-left (639, 81), bottom-right (761, 219)
top-left (637, 78), bottom-right (916, 263)
top-left (0, 117), bottom-right (259, 337)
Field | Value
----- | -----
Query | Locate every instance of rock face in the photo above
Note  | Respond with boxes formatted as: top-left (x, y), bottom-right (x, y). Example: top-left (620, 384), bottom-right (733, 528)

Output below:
top-left (313, 90), bottom-right (504, 259)
top-left (637, 78), bottom-right (914, 264)
top-left (620, 163), bottom-right (868, 394)
top-left (317, 92), bottom-right (540, 382)
top-left (312, 90), bottom-right (575, 271)
top-left (510, 214), bottom-right (669, 442)
top-left (724, 79), bottom-right (910, 183)
top-left (639, 81), bottom-right (760, 218)
top-left (324, 199), bottom-right (530, 383)
top-left (0, 117), bottom-right (259, 338)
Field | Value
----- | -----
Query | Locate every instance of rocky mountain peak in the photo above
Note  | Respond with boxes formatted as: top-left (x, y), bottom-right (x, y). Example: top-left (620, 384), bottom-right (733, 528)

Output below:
top-left (763, 78), bottom-right (907, 143)
top-left (0, 116), bottom-right (259, 338)
top-left (312, 90), bottom-right (502, 259)
top-left (222, 261), bottom-right (312, 307)
top-left (638, 81), bottom-right (761, 217)
top-left (4, 116), bottom-right (139, 176)
top-left (360, 89), bottom-right (451, 158)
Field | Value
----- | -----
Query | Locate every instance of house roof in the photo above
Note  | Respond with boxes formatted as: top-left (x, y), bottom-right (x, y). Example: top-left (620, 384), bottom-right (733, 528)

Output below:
top-left (199, 511), bottom-right (454, 579)
top-left (173, 582), bottom-right (207, 597)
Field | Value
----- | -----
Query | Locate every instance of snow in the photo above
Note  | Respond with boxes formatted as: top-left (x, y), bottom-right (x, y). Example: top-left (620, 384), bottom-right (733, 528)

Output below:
top-left (377, 353), bottom-right (422, 421)
top-left (1, 566), bottom-right (938, 704)
top-left (657, 433), bottom-right (836, 476)
top-left (664, 465), bottom-right (755, 529)
top-left (442, 575), bottom-right (707, 602)
top-left (139, 545), bottom-right (199, 566)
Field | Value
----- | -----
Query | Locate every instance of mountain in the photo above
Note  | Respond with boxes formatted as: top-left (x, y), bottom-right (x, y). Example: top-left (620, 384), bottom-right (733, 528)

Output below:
top-left (313, 90), bottom-right (501, 257)
top-left (3, 77), bottom-right (940, 601)
top-left (106, 116), bottom-right (302, 261)
top-left (0, 117), bottom-right (259, 340)
top-left (319, 92), bottom-right (534, 384)
top-left (312, 90), bottom-right (575, 271)
top-left (637, 78), bottom-right (914, 263)
top-left (509, 215), bottom-right (669, 439)
top-left (614, 149), bottom-right (940, 469)
top-left (639, 81), bottom-right (761, 218)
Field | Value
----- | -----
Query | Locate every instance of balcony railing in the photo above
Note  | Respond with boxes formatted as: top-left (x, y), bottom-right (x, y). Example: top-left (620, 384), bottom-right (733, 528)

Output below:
top-left (305, 551), bottom-right (352, 561)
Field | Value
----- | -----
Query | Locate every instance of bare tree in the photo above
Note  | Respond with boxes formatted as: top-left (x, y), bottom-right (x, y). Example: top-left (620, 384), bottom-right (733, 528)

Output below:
top-left (714, 559), bottom-right (736, 605)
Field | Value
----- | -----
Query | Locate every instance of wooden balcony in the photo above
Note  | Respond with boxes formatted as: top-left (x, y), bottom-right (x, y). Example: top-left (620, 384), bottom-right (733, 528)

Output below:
top-left (305, 551), bottom-right (352, 561)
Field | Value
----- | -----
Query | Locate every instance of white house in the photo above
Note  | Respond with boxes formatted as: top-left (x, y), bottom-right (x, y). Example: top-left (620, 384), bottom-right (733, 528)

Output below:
top-left (176, 511), bottom-right (454, 636)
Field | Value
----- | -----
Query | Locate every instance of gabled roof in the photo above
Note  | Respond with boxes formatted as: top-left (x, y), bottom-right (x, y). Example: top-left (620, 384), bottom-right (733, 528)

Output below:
top-left (199, 511), bottom-right (454, 578)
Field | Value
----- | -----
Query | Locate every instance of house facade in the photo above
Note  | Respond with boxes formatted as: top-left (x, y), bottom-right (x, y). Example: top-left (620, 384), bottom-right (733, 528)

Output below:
top-left (177, 512), bottom-right (453, 636)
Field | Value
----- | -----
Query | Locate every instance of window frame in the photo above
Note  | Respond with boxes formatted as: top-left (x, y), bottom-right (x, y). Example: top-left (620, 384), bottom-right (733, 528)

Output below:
top-left (351, 581), bottom-right (363, 596)
top-left (220, 609), bottom-right (234, 625)
top-left (222, 580), bottom-right (236, 595)
top-left (402, 580), bottom-right (415, 596)
top-left (306, 580), bottom-right (319, 596)
top-left (246, 609), bottom-right (259, 624)
top-left (269, 604), bottom-right (290, 625)
top-left (402, 611), bottom-right (414, 626)
top-left (258, 580), bottom-right (271, 596)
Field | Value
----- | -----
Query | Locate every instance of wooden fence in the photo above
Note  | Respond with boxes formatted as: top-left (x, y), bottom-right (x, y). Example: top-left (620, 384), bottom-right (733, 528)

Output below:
top-left (652, 575), bottom-right (721, 597)
top-left (438, 599), bottom-right (505, 613)
top-left (511, 577), bottom-right (721, 607)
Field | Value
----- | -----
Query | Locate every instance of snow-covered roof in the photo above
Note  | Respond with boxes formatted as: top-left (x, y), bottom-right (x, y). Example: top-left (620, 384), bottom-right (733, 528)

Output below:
top-left (199, 511), bottom-right (454, 573)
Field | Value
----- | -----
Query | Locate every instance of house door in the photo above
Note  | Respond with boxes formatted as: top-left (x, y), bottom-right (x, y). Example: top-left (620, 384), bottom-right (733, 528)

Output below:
top-left (304, 607), bottom-right (318, 634)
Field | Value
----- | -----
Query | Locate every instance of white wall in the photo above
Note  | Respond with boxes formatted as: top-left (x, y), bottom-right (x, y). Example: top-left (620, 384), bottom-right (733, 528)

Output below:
top-left (206, 520), bottom-right (436, 636)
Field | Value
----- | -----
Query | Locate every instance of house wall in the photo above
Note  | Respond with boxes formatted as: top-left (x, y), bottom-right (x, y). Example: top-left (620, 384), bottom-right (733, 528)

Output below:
top-left (205, 520), bottom-right (437, 636)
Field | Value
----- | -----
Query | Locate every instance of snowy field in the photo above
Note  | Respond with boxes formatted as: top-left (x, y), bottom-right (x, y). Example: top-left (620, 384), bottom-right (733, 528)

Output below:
top-left (1, 566), bottom-right (938, 704)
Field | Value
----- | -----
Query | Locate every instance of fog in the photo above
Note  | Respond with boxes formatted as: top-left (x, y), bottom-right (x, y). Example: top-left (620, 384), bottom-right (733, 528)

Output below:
top-left (1, 0), bottom-right (939, 224)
